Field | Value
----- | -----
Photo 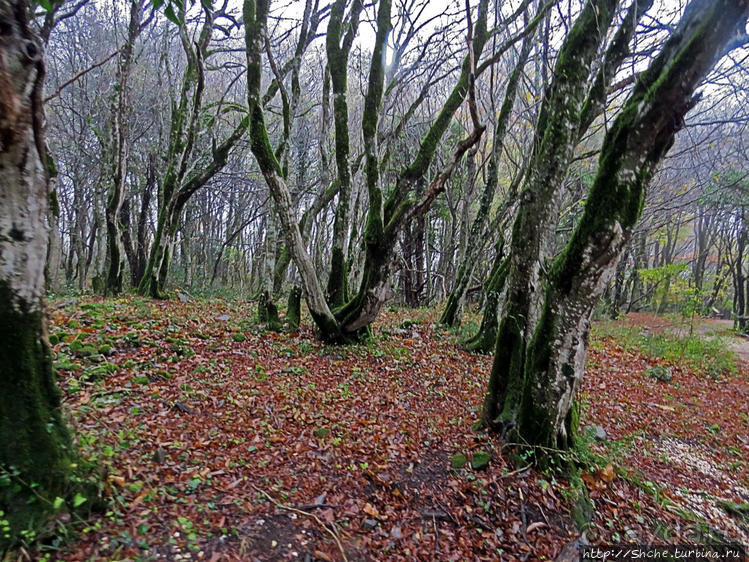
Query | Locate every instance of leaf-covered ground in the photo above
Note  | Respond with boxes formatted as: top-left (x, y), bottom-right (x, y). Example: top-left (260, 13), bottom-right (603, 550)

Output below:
top-left (39, 298), bottom-right (749, 560)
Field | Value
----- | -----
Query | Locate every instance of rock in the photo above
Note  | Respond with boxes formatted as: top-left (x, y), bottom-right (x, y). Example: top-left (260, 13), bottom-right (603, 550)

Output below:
top-left (471, 451), bottom-right (491, 470)
top-left (585, 425), bottom-right (607, 441)
top-left (390, 525), bottom-right (403, 539)
top-left (450, 453), bottom-right (468, 469)
top-left (152, 447), bottom-right (167, 464)
top-left (216, 314), bottom-right (231, 321)
top-left (362, 518), bottom-right (378, 530)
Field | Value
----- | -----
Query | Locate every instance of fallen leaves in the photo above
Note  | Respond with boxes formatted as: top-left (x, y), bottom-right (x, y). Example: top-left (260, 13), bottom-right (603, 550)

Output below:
top-left (45, 299), bottom-right (749, 560)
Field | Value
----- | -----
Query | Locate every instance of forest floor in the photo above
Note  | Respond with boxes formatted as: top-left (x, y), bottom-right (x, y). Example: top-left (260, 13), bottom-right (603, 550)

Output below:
top-left (35, 298), bottom-right (749, 561)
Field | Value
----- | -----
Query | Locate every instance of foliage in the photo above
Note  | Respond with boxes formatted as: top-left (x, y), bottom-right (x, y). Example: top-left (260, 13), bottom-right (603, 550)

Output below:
top-left (591, 320), bottom-right (738, 379)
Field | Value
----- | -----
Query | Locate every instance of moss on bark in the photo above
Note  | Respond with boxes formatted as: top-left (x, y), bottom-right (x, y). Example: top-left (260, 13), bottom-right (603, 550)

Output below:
top-left (286, 285), bottom-right (302, 332)
top-left (0, 283), bottom-right (73, 548)
top-left (463, 254), bottom-right (509, 354)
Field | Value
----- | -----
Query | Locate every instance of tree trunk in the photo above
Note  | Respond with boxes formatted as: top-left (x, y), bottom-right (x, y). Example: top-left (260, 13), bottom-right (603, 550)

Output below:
top-left (463, 243), bottom-right (509, 353)
top-left (0, 4), bottom-right (75, 546)
top-left (105, 0), bottom-right (141, 296)
top-left (245, 0), bottom-right (342, 339)
top-left (325, 0), bottom-right (362, 307)
top-left (511, 0), bottom-right (749, 450)
top-left (482, 0), bottom-right (627, 428)
top-left (258, 201), bottom-right (282, 330)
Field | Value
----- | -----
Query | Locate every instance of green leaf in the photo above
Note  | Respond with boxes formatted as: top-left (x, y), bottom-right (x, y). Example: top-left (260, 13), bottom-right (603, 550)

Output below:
top-left (37, 0), bottom-right (52, 11)
top-left (164, 4), bottom-right (180, 25)
top-left (73, 493), bottom-right (87, 508)
top-left (152, 0), bottom-right (165, 8)
top-left (53, 496), bottom-right (65, 510)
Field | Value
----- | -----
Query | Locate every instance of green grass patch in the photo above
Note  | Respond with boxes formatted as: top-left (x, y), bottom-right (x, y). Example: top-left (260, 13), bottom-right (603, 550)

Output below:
top-left (591, 322), bottom-right (738, 378)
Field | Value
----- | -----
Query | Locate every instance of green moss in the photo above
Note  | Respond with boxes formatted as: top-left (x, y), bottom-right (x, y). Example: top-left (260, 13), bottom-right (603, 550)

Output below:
top-left (0, 283), bottom-right (76, 549)
top-left (572, 487), bottom-right (594, 532)
top-left (286, 285), bottom-right (301, 332)
top-left (450, 454), bottom-right (468, 469)
top-left (326, 247), bottom-right (348, 308)
top-left (471, 451), bottom-right (491, 470)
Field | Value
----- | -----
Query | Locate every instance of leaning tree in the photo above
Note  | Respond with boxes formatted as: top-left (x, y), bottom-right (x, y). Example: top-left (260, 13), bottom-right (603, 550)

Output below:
top-left (483, 0), bottom-right (749, 450)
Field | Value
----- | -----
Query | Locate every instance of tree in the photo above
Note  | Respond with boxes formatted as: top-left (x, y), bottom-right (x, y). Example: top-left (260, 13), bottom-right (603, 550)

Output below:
top-left (483, 0), bottom-right (749, 450)
top-left (248, 0), bottom-right (550, 341)
top-left (103, 0), bottom-right (146, 295)
top-left (0, 0), bottom-right (76, 546)
top-left (137, 1), bottom-right (248, 298)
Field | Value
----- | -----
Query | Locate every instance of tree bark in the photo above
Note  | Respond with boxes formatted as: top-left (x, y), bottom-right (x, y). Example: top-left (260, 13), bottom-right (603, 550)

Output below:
top-left (0, 3), bottom-right (75, 547)
top-left (513, 0), bottom-right (749, 450)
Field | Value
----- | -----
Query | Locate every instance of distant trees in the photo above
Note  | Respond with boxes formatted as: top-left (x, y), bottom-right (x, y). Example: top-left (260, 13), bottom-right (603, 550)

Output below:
top-left (136, 1), bottom-right (249, 298)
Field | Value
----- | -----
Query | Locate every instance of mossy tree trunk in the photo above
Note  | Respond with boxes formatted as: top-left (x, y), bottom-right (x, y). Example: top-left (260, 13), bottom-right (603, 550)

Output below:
top-left (513, 0), bottom-right (749, 449)
top-left (121, 152), bottom-right (155, 287)
top-left (463, 243), bottom-right (509, 353)
top-left (326, 0), bottom-right (362, 308)
top-left (330, 0), bottom-right (393, 335)
top-left (482, 0), bottom-right (649, 428)
top-left (104, 0), bottom-right (142, 296)
top-left (0, 3), bottom-right (75, 547)
top-left (138, 4), bottom-right (248, 298)
top-left (258, 200), bottom-right (282, 330)
top-left (245, 0), bottom-right (343, 339)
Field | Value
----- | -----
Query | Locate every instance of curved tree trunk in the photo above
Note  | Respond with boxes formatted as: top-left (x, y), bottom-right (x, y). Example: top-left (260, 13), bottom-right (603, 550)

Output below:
top-left (0, 4), bottom-right (75, 547)
top-left (506, 0), bottom-right (749, 450)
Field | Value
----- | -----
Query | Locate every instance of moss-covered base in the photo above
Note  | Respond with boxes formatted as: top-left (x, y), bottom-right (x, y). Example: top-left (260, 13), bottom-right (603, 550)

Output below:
top-left (439, 293), bottom-right (461, 327)
top-left (326, 247), bottom-right (348, 309)
top-left (257, 291), bottom-right (282, 332)
top-left (0, 283), bottom-right (76, 549)
top-left (286, 285), bottom-right (301, 332)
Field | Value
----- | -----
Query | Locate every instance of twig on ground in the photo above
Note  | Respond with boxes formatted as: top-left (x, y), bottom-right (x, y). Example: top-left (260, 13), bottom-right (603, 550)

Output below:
top-left (252, 485), bottom-right (348, 562)
top-left (433, 515), bottom-right (439, 558)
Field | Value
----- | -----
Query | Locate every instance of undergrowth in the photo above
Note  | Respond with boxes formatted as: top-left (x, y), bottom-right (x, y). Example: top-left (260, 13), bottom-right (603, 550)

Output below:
top-left (591, 322), bottom-right (738, 378)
